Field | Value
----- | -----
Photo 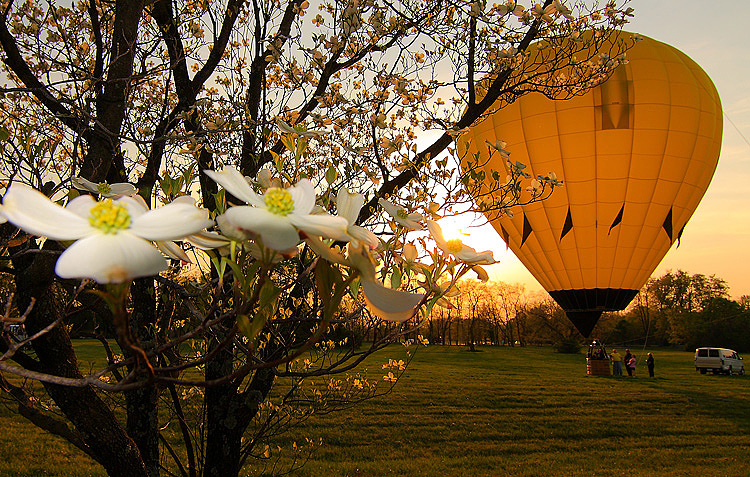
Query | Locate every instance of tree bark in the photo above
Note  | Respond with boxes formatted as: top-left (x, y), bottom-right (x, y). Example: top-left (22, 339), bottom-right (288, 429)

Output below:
top-left (203, 336), bottom-right (276, 477)
top-left (124, 278), bottom-right (161, 477)
top-left (82, 0), bottom-right (146, 182)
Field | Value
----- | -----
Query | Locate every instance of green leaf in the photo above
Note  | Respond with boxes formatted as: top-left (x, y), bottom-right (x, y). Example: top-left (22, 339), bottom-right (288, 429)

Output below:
top-left (182, 163), bottom-right (196, 185)
top-left (210, 255), bottom-right (227, 284)
top-left (391, 268), bottom-right (402, 289)
top-left (259, 280), bottom-right (282, 309)
top-left (212, 189), bottom-right (226, 214)
top-left (0, 127), bottom-right (10, 142)
top-left (238, 313), bottom-right (267, 343)
top-left (280, 135), bottom-right (295, 153)
top-left (325, 165), bottom-right (337, 184)
top-left (348, 277), bottom-right (361, 300)
top-left (270, 150), bottom-right (283, 173)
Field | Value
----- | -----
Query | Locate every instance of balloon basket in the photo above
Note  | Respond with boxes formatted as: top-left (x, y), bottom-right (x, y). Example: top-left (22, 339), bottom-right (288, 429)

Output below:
top-left (586, 358), bottom-right (611, 376)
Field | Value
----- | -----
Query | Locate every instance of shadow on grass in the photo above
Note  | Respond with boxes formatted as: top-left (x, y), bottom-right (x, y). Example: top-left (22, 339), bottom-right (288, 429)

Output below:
top-left (637, 374), bottom-right (750, 432)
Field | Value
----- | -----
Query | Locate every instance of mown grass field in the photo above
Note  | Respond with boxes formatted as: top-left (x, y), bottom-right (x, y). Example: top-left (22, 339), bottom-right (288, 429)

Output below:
top-left (1, 343), bottom-right (749, 476)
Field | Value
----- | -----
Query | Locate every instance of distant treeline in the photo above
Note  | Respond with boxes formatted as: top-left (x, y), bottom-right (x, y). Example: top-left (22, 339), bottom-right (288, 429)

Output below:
top-left (353, 270), bottom-right (750, 353)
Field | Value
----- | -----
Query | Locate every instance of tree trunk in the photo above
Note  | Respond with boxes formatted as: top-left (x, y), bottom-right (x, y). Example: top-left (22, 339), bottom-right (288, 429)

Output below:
top-left (124, 278), bottom-right (161, 477)
top-left (203, 350), bottom-right (276, 477)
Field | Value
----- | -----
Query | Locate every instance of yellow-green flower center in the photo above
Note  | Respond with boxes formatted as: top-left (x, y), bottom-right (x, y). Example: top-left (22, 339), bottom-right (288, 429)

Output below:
top-left (446, 239), bottom-right (463, 254)
top-left (89, 199), bottom-right (131, 233)
top-left (96, 182), bottom-right (112, 195)
top-left (397, 209), bottom-right (409, 220)
top-left (264, 188), bottom-right (294, 216)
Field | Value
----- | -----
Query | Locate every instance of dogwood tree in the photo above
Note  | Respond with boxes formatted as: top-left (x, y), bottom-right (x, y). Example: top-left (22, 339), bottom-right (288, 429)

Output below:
top-left (0, 0), bottom-right (632, 475)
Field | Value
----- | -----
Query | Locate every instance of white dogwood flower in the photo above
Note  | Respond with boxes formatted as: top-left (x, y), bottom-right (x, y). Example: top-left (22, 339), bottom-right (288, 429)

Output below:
top-left (205, 166), bottom-right (348, 251)
top-left (379, 198), bottom-right (423, 230)
top-left (348, 244), bottom-right (425, 322)
top-left (426, 220), bottom-right (497, 265)
top-left (485, 139), bottom-right (511, 158)
top-left (1, 184), bottom-right (214, 283)
top-left (71, 177), bottom-right (137, 198)
top-left (303, 238), bottom-right (424, 322)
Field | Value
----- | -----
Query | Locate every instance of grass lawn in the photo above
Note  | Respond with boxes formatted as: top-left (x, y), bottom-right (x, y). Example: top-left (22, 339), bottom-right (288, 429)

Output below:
top-left (1, 343), bottom-right (749, 476)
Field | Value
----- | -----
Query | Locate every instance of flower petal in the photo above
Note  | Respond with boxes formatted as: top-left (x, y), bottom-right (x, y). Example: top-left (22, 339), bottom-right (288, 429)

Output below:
top-left (204, 166), bottom-right (263, 206)
top-left (64, 195), bottom-right (98, 219)
top-left (71, 177), bottom-right (98, 193)
top-left (471, 265), bottom-right (489, 282)
top-left (2, 183), bottom-right (92, 240)
top-left (348, 225), bottom-right (379, 249)
top-left (256, 168), bottom-right (273, 188)
top-left (290, 213), bottom-right (349, 241)
top-left (361, 279), bottom-right (424, 322)
top-left (288, 179), bottom-right (315, 215)
top-left (347, 243), bottom-right (377, 281)
top-left (156, 240), bottom-right (192, 263)
top-left (378, 198), bottom-right (400, 219)
top-left (216, 214), bottom-right (254, 241)
top-left (55, 233), bottom-right (167, 283)
top-left (186, 230), bottom-right (231, 250)
top-left (336, 188), bottom-right (364, 224)
top-left (456, 245), bottom-right (497, 264)
top-left (71, 177), bottom-right (136, 198)
top-left (223, 207), bottom-right (300, 250)
top-left (426, 219), bottom-right (449, 249)
top-left (305, 236), bottom-right (349, 265)
top-left (170, 195), bottom-right (197, 206)
top-left (379, 198), bottom-right (422, 230)
top-left (108, 183), bottom-right (137, 197)
top-left (119, 195), bottom-right (149, 217)
top-left (131, 201), bottom-right (214, 241)
top-left (402, 243), bottom-right (418, 262)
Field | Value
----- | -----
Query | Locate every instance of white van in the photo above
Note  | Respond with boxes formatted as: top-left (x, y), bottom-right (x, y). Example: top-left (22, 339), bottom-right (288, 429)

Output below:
top-left (694, 347), bottom-right (745, 375)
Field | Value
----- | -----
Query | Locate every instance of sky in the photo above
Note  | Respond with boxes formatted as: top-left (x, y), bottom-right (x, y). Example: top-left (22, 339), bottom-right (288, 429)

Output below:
top-left (451, 0), bottom-right (750, 299)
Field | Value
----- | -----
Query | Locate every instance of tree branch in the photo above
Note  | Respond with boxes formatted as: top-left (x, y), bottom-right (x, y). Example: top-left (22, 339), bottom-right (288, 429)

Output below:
top-left (0, 12), bottom-right (85, 132)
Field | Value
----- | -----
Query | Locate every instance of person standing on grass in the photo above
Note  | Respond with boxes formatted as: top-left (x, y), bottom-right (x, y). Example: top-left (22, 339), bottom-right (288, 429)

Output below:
top-left (627, 354), bottom-right (637, 377)
top-left (610, 348), bottom-right (623, 376)
top-left (623, 349), bottom-right (633, 377)
top-left (646, 353), bottom-right (655, 377)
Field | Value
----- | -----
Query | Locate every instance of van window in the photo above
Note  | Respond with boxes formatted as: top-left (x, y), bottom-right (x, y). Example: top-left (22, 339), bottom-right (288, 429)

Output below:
top-left (708, 349), bottom-right (720, 357)
top-left (698, 349), bottom-right (708, 357)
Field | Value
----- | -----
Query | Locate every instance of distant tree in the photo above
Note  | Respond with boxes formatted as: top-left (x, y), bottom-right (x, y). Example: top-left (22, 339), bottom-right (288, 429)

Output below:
top-left (611, 270), bottom-right (744, 350)
top-left (689, 297), bottom-right (750, 352)
top-left (739, 295), bottom-right (750, 311)
top-left (461, 280), bottom-right (485, 351)
top-left (523, 298), bottom-right (580, 352)
top-left (649, 270), bottom-right (729, 314)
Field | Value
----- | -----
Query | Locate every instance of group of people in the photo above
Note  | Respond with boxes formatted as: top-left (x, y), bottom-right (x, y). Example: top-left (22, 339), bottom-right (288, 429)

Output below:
top-left (609, 348), bottom-right (655, 377)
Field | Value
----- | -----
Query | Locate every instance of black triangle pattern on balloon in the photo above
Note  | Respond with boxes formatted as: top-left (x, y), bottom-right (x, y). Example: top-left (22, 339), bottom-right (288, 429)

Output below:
top-left (608, 204), bottom-right (624, 235)
top-left (521, 214), bottom-right (532, 247)
top-left (560, 207), bottom-right (573, 241)
top-left (662, 207), bottom-right (673, 242)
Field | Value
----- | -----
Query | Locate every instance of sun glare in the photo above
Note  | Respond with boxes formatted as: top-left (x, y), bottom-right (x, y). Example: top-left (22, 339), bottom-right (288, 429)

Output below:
top-left (436, 218), bottom-right (466, 242)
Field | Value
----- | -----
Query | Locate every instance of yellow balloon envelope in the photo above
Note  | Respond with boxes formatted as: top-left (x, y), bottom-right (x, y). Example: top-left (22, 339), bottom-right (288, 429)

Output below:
top-left (460, 32), bottom-right (722, 336)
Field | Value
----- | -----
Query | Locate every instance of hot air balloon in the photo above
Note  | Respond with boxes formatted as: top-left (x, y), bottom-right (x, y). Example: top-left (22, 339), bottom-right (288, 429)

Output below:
top-left (459, 32), bottom-right (723, 337)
